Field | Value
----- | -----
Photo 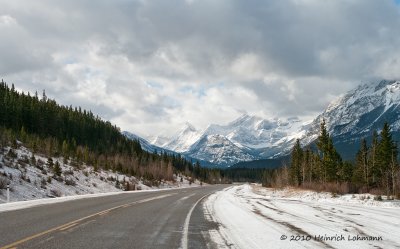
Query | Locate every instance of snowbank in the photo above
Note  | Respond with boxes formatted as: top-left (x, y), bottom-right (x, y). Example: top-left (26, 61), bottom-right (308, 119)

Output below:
top-left (204, 184), bottom-right (400, 249)
top-left (252, 184), bottom-right (400, 208)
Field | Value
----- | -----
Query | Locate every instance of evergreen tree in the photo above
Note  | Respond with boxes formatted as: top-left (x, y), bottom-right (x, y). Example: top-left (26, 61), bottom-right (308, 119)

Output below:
top-left (342, 161), bottom-right (353, 183)
top-left (53, 161), bottom-right (62, 176)
top-left (290, 139), bottom-right (303, 186)
top-left (377, 123), bottom-right (397, 195)
top-left (354, 139), bottom-right (369, 187)
top-left (369, 130), bottom-right (379, 186)
top-left (316, 119), bottom-right (342, 183)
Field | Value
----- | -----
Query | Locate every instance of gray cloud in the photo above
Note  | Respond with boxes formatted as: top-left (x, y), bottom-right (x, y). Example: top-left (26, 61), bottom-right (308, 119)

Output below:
top-left (1, 0), bottom-right (400, 136)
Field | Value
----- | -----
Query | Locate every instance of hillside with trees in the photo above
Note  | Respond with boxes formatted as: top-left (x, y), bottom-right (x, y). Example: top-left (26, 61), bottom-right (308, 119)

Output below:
top-left (0, 80), bottom-right (221, 188)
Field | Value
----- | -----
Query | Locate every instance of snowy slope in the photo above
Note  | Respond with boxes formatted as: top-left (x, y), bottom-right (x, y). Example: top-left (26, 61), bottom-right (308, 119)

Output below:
top-left (0, 145), bottom-right (200, 203)
top-left (148, 135), bottom-right (170, 148)
top-left (204, 184), bottom-right (400, 249)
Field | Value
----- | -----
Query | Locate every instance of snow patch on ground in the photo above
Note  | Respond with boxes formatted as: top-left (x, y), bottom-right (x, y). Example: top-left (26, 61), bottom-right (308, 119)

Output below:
top-left (204, 184), bottom-right (400, 249)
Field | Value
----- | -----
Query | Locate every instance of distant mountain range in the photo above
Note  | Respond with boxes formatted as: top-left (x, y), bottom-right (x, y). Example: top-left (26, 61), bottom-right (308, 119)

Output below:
top-left (124, 79), bottom-right (400, 168)
top-left (142, 114), bottom-right (309, 167)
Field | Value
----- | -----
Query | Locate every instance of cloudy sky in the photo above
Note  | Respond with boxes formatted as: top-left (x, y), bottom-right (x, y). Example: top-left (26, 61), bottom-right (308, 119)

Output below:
top-left (1, 0), bottom-right (400, 137)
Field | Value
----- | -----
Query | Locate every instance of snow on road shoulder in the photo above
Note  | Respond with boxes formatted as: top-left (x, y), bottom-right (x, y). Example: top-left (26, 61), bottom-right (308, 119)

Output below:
top-left (204, 184), bottom-right (400, 249)
top-left (252, 184), bottom-right (400, 208)
top-left (0, 191), bottom-right (124, 213)
top-left (0, 187), bottom-right (187, 213)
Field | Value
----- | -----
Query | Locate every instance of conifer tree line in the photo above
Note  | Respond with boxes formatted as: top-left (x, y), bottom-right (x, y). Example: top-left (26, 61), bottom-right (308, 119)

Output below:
top-left (265, 119), bottom-right (400, 197)
top-left (0, 80), bottom-right (221, 184)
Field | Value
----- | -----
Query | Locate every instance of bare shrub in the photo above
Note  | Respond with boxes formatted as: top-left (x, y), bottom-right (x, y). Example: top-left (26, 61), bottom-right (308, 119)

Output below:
top-left (35, 163), bottom-right (44, 171)
top-left (65, 178), bottom-right (76, 186)
top-left (301, 182), bottom-right (350, 195)
top-left (0, 176), bottom-right (9, 189)
top-left (18, 155), bottom-right (29, 166)
top-left (53, 176), bottom-right (63, 182)
top-left (370, 188), bottom-right (385, 196)
top-left (124, 182), bottom-right (136, 191)
top-left (20, 173), bottom-right (27, 181)
top-left (50, 189), bottom-right (62, 197)
top-left (64, 169), bottom-right (74, 176)
top-left (41, 178), bottom-right (47, 189)
top-left (7, 149), bottom-right (17, 159)
top-left (37, 159), bottom-right (45, 168)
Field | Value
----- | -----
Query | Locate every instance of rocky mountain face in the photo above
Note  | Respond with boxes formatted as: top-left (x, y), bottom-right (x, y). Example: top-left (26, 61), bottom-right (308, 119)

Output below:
top-left (303, 80), bottom-right (400, 159)
top-left (186, 134), bottom-right (256, 167)
top-left (125, 79), bottom-right (400, 167)
top-left (137, 114), bottom-right (308, 167)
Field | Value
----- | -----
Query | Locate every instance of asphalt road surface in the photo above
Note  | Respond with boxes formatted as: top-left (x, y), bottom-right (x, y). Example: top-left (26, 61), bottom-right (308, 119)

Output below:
top-left (0, 185), bottom-right (228, 249)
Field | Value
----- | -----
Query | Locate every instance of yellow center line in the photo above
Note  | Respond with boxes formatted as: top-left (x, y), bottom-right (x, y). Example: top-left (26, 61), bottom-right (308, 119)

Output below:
top-left (0, 193), bottom-right (175, 249)
top-left (59, 223), bottom-right (78, 231)
top-left (99, 210), bottom-right (110, 216)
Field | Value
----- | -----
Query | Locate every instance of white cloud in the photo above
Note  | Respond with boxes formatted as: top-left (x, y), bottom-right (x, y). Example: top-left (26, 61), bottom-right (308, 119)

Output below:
top-left (1, 0), bottom-right (400, 136)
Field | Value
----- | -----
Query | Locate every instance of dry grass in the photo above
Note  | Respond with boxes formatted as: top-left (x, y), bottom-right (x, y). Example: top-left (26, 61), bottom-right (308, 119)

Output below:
top-left (300, 182), bottom-right (352, 195)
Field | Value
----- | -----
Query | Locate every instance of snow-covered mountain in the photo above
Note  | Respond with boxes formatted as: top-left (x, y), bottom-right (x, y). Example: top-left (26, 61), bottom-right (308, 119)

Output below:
top-left (137, 114), bottom-right (308, 167)
top-left (204, 114), bottom-right (304, 149)
top-left (162, 122), bottom-right (202, 153)
top-left (313, 80), bottom-right (400, 136)
top-left (127, 79), bottom-right (400, 167)
top-left (300, 79), bottom-right (400, 159)
top-left (187, 134), bottom-right (257, 167)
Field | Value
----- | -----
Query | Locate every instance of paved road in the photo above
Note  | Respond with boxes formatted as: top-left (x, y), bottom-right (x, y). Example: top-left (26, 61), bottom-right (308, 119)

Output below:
top-left (0, 185), bottom-right (227, 249)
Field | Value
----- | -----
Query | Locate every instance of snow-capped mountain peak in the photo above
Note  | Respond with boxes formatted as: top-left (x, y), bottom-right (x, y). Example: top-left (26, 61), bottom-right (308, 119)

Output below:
top-left (181, 122), bottom-right (197, 133)
top-left (162, 122), bottom-right (202, 153)
top-left (142, 114), bottom-right (307, 166)
top-left (187, 134), bottom-right (257, 166)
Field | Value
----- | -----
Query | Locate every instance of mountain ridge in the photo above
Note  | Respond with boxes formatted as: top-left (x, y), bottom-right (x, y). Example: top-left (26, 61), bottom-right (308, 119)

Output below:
top-left (125, 79), bottom-right (400, 168)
